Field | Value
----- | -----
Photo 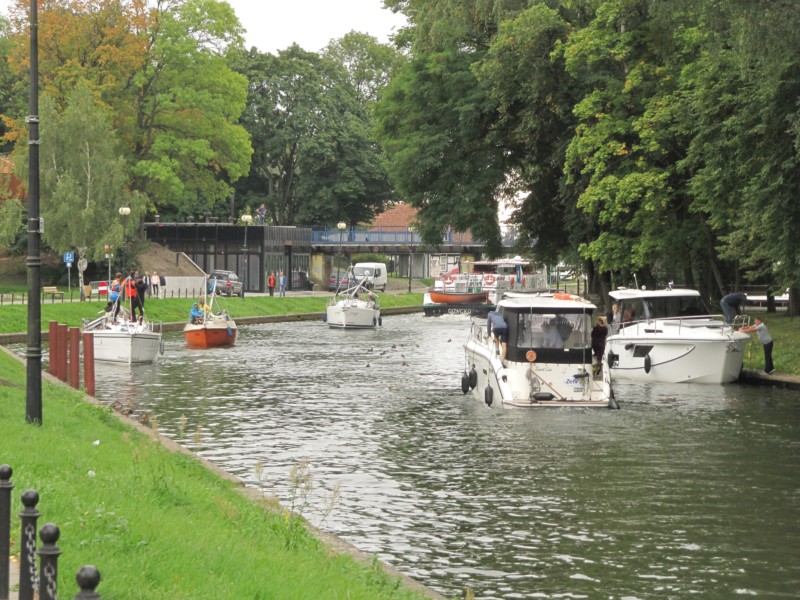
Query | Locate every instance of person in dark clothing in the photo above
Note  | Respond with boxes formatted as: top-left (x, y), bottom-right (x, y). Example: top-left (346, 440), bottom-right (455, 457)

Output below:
top-left (720, 292), bottom-right (747, 324)
top-left (135, 275), bottom-right (148, 309)
top-left (591, 316), bottom-right (608, 361)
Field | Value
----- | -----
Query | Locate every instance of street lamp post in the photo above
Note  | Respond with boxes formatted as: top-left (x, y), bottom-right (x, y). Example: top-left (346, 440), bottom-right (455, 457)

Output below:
top-left (118, 206), bottom-right (130, 274)
top-left (336, 221), bottom-right (347, 289)
top-left (407, 225), bottom-right (415, 293)
top-left (241, 213), bottom-right (253, 295)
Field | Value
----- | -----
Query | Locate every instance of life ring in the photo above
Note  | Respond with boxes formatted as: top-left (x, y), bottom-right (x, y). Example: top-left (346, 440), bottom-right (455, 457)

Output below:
top-left (483, 275), bottom-right (496, 285)
top-left (526, 350), bottom-right (537, 362)
top-left (554, 292), bottom-right (572, 300)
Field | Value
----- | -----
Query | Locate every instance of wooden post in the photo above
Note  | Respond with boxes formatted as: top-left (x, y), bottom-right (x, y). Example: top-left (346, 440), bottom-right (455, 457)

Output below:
top-left (47, 321), bottom-right (57, 376)
top-left (68, 328), bottom-right (81, 389)
top-left (83, 333), bottom-right (95, 397)
top-left (57, 324), bottom-right (68, 382)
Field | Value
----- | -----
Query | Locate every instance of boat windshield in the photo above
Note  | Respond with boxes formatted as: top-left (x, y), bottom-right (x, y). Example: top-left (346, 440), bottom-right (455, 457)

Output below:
top-left (618, 296), bottom-right (707, 321)
top-left (506, 311), bottom-right (592, 350)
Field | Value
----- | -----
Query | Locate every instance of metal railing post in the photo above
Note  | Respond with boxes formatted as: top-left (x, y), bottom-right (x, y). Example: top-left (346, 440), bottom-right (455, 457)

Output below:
top-left (73, 565), bottom-right (102, 599)
top-left (18, 489), bottom-right (40, 600)
top-left (37, 523), bottom-right (61, 600)
top-left (0, 465), bottom-right (12, 600)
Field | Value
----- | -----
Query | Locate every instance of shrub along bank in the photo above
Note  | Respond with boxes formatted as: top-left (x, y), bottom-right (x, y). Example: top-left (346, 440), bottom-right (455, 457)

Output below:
top-left (0, 348), bottom-right (438, 599)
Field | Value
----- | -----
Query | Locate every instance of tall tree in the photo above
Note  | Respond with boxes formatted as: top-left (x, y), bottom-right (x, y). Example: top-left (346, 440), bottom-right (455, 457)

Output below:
top-left (237, 44), bottom-right (392, 226)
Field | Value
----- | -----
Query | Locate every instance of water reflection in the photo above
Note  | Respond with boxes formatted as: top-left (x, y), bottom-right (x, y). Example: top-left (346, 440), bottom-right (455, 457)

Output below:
top-left (89, 314), bottom-right (800, 599)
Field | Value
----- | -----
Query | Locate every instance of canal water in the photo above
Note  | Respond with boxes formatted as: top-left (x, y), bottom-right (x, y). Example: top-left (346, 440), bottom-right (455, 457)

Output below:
top-left (91, 314), bottom-right (800, 599)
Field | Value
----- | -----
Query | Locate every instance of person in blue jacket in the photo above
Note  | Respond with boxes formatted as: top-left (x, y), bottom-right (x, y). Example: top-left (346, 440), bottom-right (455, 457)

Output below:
top-left (487, 310), bottom-right (509, 362)
top-left (189, 302), bottom-right (204, 324)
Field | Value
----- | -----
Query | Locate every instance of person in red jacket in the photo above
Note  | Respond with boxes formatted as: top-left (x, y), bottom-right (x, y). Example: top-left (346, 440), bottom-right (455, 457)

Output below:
top-left (267, 271), bottom-right (276, 297)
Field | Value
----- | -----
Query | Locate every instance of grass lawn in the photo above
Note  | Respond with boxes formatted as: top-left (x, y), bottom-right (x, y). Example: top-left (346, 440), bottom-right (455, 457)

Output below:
top-left (0, 349), bottom-right (437, 599)
top-left (0, 292), bottom-right (426, 334)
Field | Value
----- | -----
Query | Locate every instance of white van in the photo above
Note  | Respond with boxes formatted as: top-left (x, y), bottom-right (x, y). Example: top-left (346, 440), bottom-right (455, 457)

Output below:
top-left (353, 262), bottom-right (388, 292)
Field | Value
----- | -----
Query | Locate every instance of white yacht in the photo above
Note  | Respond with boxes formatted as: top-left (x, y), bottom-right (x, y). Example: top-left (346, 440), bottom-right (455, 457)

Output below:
top-left (463, 293), bottom-right (617, 409)
top-left (324, 270), bottom-right (381, 329)
top-left (83, 309), bottom-right (163, 364)
top-left (604, 287), bottom-right (751, 384)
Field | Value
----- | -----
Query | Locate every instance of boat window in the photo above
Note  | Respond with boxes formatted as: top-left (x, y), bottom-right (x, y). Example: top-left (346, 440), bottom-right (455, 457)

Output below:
top-left (507, 311), bottom-right (591, 350)
top-left (632, 345), bottom-right (653, 358)
top-left (645, 297), bottom-right (708, 318)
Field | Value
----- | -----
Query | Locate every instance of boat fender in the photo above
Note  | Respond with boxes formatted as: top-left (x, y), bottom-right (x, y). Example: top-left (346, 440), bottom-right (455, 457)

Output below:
top-left (644, 354), bottom-right (652, 374)
top-left (607, 351), bottom-right (618, 369)
top-left (227, 326), bottom-right (233, 337)
top-left (484, 385), bottom-right (494, 407)
top-left (159, 337), bottom-right (165, 356)
top-left (533, 392), bottom-right (555, 401)
top-left (468, 366), bottom-right (478, 389)
top-left (378, 317), bottom-right (383, 326)
top-left (608, 394), bottom-right (620, 410)
top-left (372, 317), bottom-right (377, 327)
top-left (322, 313), bottom-right (327, 322)
top-left (461, 372), bottom-right (470, 394)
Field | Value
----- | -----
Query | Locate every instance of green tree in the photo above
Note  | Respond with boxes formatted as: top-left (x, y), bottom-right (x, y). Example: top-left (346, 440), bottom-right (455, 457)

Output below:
top-left (33, 83), bottom-right (146, 295)
top-left (237, 44), bottom-right (392, 226)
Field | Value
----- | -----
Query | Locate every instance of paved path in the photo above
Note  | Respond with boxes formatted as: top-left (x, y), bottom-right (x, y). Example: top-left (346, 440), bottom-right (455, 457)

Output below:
top-left (7, 556), bottom-right (19, 599)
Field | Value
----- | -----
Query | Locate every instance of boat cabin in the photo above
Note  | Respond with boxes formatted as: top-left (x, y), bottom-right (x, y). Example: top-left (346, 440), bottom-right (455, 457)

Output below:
top-left (609, 289), bottom-right (708, 329)
top-left (497, 297), bottom-right (596, 364)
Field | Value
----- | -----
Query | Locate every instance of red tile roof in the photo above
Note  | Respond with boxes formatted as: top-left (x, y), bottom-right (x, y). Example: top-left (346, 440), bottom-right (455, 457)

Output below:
top-left (370, 202), bottom-right (418, 228)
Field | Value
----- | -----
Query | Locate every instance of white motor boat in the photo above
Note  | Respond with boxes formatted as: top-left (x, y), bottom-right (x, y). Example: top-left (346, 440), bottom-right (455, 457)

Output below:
top-left (463, 292), bottom-right (616, 409)
top-left (83, 309), bottom-right (163, 364)
top-left (324, 271), bottom-right (381, 329)
top-left (604, 287), bottom-right (751, 384)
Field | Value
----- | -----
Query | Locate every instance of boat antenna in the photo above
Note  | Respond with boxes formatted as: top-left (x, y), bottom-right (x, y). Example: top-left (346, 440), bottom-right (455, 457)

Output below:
top-left (633, 273), bottom-right (640, 290)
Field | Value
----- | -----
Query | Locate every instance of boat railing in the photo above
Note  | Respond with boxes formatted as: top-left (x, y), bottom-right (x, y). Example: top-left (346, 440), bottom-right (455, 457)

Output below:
top-left (615, 312), bottom-right (746, 335)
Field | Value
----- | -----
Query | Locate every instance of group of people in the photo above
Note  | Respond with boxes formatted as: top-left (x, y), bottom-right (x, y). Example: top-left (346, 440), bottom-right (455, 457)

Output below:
top-left (189, 299), bottom-right (212, 324)
top-left (267, 271), bottom-right (287, 297)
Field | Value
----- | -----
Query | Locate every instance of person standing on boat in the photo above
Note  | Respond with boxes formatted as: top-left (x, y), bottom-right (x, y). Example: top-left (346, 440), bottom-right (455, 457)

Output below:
top-left (487, 310), bottom-right (509, 362)
top-left (268, 271), bottom-right (276, 296)
top-left (720, 291), bottom-right (748, 324)
top-left (741, 317), bottom-right (775, 374)
top-left (591, 316), bottom-right (608, 376)
top-left (123, 271), bottom-right (143, 320)
top-left (279, 271), bottom-right (287, 297)
top-left (135, 273), bottom-right (148, 309)
top-left (107, 272), bottom-right (123, 319)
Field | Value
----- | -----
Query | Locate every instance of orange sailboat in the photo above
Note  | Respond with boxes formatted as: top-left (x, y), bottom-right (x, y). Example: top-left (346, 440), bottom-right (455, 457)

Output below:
top-left (183, 280), bottom-right (238, 349)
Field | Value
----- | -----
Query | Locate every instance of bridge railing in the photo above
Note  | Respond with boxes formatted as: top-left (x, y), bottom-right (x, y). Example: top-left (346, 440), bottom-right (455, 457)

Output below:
top-left (310, 225), bottom-right (522, 246)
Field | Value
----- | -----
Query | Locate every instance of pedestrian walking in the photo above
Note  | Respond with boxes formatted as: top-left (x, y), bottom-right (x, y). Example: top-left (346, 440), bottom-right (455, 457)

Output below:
top-left (268, 271), bottom-right (276, 296)
top-left (279, 271), bottom-right (287, 297)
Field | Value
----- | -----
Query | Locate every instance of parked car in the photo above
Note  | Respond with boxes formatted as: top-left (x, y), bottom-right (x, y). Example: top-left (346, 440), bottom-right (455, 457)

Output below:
top-left (328, 271), bottom-right (356, 291)
top-left (292, 270), bottom-right (313, 291)
top-left (208, 270), bottom-right (243, 297)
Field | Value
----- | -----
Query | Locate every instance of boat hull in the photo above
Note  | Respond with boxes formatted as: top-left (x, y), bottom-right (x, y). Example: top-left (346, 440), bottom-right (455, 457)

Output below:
top-left (606, 333), bottom-right (749, 384)
top-left (464, 322), bottom-right (613, 409)
top-left (183, 321), bottom-right (238, 349)
top-left (92, 331), bottom-right (162, 364)
top-left (326, 304), bottom-right (380, 329)
top-left (428, 290), bottom-right (489, 305)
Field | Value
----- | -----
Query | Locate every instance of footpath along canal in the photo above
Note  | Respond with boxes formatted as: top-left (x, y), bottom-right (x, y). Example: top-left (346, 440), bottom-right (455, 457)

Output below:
top-left (73, 313), bottom-right (800, 598)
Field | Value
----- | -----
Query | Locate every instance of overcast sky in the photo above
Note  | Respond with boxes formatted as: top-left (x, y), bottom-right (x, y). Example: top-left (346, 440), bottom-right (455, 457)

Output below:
top-left (0, 0), bottom-right (407, 54)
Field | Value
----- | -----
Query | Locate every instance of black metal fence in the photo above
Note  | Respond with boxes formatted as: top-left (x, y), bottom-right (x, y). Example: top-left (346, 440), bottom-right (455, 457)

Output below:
top-left (0, 464), bottom-right (102, 599)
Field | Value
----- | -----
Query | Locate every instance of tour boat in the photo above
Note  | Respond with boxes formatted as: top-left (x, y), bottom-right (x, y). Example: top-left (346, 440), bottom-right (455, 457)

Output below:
top-left (83, 309), bottom-right (163, 365)
top-left (183, 281), bottom-right (238, 348)
top-left (324, 270), bottom-right (381, 329)
top-left (425, 257), bottom-right (548, 315)
top-left (604, 287), bottom-right (751, 384)
top-left (462, 292), bottom-right (616, 409)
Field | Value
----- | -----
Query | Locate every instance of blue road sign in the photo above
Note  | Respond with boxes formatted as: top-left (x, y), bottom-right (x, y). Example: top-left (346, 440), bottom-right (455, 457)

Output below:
top-left (63, 251), bottom-right (74, 263)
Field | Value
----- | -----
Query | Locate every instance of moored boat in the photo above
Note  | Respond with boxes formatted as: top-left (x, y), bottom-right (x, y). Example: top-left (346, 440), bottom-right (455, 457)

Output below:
top-left (428, 289), bottom-right (489, 305)
top-left (604, 287), bottom-right (751, 384)
top-left (463, 292), bottom-right (616, 408)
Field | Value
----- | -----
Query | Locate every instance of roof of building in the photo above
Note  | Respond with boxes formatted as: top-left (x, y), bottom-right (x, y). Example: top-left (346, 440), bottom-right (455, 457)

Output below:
top-left (371, 202), bottom-right (417, 228)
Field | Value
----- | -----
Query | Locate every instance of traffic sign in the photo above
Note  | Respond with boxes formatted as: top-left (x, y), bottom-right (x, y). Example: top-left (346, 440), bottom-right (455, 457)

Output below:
top-left (63, 251), bottom-right (74, 263)
top-left (97, 281), bottom-right (108, 295)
